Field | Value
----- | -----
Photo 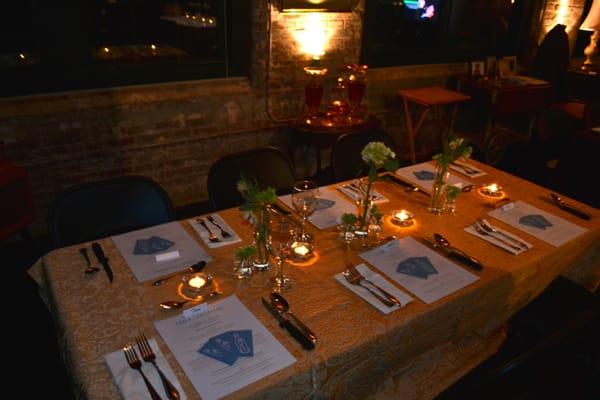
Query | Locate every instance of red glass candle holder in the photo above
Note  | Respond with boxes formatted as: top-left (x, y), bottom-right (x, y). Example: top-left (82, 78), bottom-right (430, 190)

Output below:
top-left (303, 66), bottom-right (328, 117)
top-left (346, 64), bottom-right (368, 120)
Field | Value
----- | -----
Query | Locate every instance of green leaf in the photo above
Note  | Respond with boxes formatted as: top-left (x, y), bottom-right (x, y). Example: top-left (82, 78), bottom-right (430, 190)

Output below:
top-left (383, 159), bottom-right (399, 172)
top-left (368, 166), bottom-right (377, 182)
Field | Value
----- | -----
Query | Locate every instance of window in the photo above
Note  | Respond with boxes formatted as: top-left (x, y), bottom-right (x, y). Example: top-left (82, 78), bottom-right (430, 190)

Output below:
top-left (0, 0), bottom-right (249, 97)
top-left (361, 0), bottom-right (533, 67)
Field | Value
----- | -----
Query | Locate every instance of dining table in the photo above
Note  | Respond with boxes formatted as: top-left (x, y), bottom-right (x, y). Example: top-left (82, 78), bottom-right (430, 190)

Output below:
top-left (29, 160), bottom-right (599, 400)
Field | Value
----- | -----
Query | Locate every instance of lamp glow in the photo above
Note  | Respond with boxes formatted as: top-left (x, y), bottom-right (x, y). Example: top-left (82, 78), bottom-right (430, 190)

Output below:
top-left (580, 0), bottom-right (600, 71)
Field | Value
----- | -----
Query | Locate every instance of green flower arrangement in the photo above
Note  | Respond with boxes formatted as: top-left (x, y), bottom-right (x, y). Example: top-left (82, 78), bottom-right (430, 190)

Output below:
top-left (432, 136), bottom-right (472, 168)
top-left (357, 142), bottom-right (399, 229)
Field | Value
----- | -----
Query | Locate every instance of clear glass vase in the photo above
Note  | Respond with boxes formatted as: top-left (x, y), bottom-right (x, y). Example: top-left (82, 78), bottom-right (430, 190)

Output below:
top-left (252, 208), bottom-right (270, 271)
top-left (428, 164), bottom-right (450, 215)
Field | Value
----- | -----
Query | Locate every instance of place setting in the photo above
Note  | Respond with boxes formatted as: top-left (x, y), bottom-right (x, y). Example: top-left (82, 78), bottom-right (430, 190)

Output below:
top-left (187, 213), bottom-right (242, 248)
top-left (394, 161), bottom-right (473, 195)
top-left (465, 218), bottom-right (533, 255)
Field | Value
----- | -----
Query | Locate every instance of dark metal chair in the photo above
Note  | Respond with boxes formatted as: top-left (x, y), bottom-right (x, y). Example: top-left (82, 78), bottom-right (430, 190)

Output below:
top-left (330, 130), bottom-right (399, 182)
top-left (207, 147), bottom-right (297, 211)
top-left (48, 175), bottom-right (174, 248)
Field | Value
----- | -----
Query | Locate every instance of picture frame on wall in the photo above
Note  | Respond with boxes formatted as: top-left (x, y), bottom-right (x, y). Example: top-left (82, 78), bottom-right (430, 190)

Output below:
top-left (470, 61), bottom-right (485, 77)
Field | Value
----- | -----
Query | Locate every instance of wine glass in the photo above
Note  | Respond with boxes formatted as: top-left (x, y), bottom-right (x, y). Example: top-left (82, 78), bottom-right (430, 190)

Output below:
top-left (268, 218), bottom-right (294, 291)
top-left (291, 180), bottom-right (319, 242)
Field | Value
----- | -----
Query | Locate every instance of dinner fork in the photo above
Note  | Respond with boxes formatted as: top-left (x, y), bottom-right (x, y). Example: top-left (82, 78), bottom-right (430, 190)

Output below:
top-left (473, 224), bottom-right (523, 252)
top-left (206, 215), bottom-right (232, 238)
top-left (197, 218), bottom-right (219, 242)
top-left (476, 218), bottom-right (528, 249)
top-left (343, 266), bottom-right (399, 307)
top-left (123, 345), bottom-right (163, 400)
top-left (136, 334), bottom-right (180, 400)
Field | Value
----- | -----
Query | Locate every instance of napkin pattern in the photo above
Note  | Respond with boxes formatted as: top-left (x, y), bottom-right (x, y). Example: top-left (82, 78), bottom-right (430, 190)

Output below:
top-left (397, 257), bottom-right (438, 279)
top-left (519, 214), bottom-right (553, 230)
top-left (316, 198), bottom-right (336, 210)
top-left (413, 170), bottom-right (434, 181)
top-left (199, 330), bottom-right (254, 366)
top-left (133, 236), bottom-right (175, 255)
top-left (104, 338), bottom-right (187, 400)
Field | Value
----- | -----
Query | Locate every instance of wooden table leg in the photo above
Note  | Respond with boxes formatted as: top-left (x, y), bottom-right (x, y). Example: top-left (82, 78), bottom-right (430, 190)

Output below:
top-left (403, 97), bottom-right (431, 164)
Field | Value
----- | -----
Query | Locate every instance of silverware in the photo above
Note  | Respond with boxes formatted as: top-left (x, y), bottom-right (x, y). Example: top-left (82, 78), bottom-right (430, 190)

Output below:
top-left (206, 215), bottom-right (232, 238)
top-left (123, 345), bottom-right (163, 400)
top-left (432, 233), bottom-right (483, 271)
top-left (381, 173), bottom-right (428, 196)
top-left (261, 297), bottom-right (315, 350)
top-left (270, 293), bottom-right (317, 343)
top-left (197, 218), bottom-right (219, 242)
top-left (472, 224), bottom-right (523, 252)
top-left (451, 162), bottom-right (479, 175)
top-left (549, 193), bottom-right (592, 221)
top-left (159, 290), bottom-right (221, 309)
top-left (91, 242), bottom-right (114, 282)
top-left (152, 261), bottom-right (206, 287)
top-left (476, 219), bottom-right (528, 249)
top-left (461, 184), bottom-right (475, 193)
top-left (343, 266), bottom-right (399, 307)
top-left (135, 334), bottom-right (180, 400)
top-left (79, 247), bottom-right (100, 274)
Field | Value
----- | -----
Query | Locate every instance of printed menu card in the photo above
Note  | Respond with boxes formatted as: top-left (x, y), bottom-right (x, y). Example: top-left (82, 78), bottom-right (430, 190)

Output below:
top-left (394, 162), bottom-right (471, 193)
top-left (112, 221), bottom-right (212, 282)
top-left (360, 238), bottom-right (479, 304)
top-left (155, 295), bottom-right (296, 400)
top-left (488, 201), bottom-right (587, 247)
top-left (279, 186), bottom-right (355, 229)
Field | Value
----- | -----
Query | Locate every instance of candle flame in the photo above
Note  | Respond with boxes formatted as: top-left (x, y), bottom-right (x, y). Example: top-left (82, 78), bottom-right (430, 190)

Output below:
top-left (294, 13), bottom-right (329, 59)
top-left (188, 276), bottom-right (206, 288)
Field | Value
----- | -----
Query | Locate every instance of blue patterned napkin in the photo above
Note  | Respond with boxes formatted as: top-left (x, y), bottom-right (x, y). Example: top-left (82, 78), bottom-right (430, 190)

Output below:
top-left (413, 170), bottom-right (435, 181)
top-left (316, 198), bottom-right (336, 210)
top-left (397, 256), bottom-right (438, 279)
top-left (519, 214), bottom-right (553, 230)
top-left (199, 330), bottom-right (254, 366)
top-left (133, 236), bottom-right (175, 255)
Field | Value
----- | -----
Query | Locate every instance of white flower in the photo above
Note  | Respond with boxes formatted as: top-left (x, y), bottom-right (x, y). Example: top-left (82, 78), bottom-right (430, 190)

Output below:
top-left (237, 180), bottom-right (249, 194)
top-left (449, 137), bottom-right (464, 150)
top-left (361, 142), bottom-right (395, 168)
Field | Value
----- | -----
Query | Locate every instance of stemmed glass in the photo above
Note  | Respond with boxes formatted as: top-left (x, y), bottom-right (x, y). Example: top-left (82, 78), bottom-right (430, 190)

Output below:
top-left (269, 218), bottom-right (294, 291)
top-left (291, 180), bottom-right (319, 242)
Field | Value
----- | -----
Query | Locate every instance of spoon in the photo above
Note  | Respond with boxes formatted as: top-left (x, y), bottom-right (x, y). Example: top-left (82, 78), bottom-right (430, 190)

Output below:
top-left (270, 293), bottom-right (317, 343)
top-left (159, 290), bottom-right (222, 310)
top-left (152, 261), bottom-right (207, 287)
top-left (433, 233), bottom-right (483, 271)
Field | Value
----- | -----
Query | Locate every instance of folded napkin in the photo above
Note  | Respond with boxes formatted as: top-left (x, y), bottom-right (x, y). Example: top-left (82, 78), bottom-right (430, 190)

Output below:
top-left (465, 219), bottom-right (533, 255)
top-left (449, 161), bottom-right (487, 178)
top-left (336, 182), bottom-right (388, 204)
top-left (335, 264), bottom-right (412, 314)
top-left (188, 213), bottom-right (241, 249)
top-left (104, 338), bottom-right (187, 400)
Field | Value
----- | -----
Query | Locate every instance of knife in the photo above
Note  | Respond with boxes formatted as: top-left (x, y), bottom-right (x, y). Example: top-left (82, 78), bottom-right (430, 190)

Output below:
top-left (261, 297), bottom-right (315, 350)
top-left (91, 242), bottom-right (114, 282)
top-left (550, 193), bottom-right (592, 221)
top-left (381, 173), bottom-right (427, 195)
top-left (420, 237), bottom-right (483, 271)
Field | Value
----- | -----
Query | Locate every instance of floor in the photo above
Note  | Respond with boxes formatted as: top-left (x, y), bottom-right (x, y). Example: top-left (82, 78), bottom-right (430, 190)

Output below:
top-left (5, 128), bottom-right (599, 399)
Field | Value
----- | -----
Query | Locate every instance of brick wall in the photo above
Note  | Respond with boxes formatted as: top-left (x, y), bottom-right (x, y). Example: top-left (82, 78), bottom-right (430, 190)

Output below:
top-left (1, 0), bottom-right (546, 237)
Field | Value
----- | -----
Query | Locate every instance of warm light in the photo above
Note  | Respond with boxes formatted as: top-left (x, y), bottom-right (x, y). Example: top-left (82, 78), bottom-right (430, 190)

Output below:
top-left (290, 241), bottom-right (314, 261)
top-left (391, 209), bottom-right (415, 227)
top-left (293, 244), bottom-right (310, 256)
top-left (19, 53), bottom-right (26, 60)
top-left (478, 183), bottom-right (505, 199)
top-left (294, 13), bottom-right (330, 59)
top-left (555, 0), bottom-right (569, 26)
top-left (189, 275), bottom-right (206, 288)
top-left (151, 44), bottom-right (156, 50)
top-left (103, 47), bottom-right (110, 53)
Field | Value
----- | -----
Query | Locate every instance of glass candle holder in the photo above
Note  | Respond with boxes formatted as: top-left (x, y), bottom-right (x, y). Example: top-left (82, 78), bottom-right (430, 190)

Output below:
top-left (391, 209), bottom-right (415, 227)
top-left (182, 272), bottom-right (213, 298)
top-left (290, 240), bottom-right (313, 261)
top-left (304, 66), bottom-right (328, 118)
top-left (346, 64), bottom-right (368, 119)
top-left (478, 183), bottom-right (504, 198)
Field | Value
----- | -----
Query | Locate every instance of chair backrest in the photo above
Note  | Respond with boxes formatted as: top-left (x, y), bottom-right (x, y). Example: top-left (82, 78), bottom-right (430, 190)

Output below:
top-left (48, 175), bottom-right (174, 248)
top-left (207, 147), bottom-right (297, 211)
top-left (330, 130), bottom-right (398, 182)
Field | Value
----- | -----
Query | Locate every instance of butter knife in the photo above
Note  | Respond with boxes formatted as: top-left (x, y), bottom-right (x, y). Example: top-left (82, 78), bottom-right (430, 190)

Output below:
top-left (91, 242), bottom-right (114, 282)
top-left (550, 193), bottom-right (592, 221)
top-left (420, 237), bottom-right (483, 271)
top-left (261, 297), bottom-right (315, 350)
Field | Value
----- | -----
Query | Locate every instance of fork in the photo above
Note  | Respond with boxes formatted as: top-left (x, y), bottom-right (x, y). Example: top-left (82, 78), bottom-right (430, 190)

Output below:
top-left (123, 345), bottom-right (163, 400)
top-left (343, 266), bottom-right (399, 307)
top-left (473, 224), bottom-right (523, 252)
top-left (136, 334), bottom-right (180, 400)
top-left (476, 218), bottom-right (528, 249)
top-left (197, 218), bottom-right (219, 242)
top-left (206, 215), bottom-right (232, 238)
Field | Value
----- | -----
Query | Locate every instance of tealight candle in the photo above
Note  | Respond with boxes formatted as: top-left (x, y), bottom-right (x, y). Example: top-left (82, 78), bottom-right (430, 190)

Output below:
top-left (182, 272), bottom-right (212, 297)
top-left (188, 275), bottom-right (206, 289)
top-left (391, 209), bottom-right (415, 227)
top-left (479, 183), bottom-right (504, 198)
top-left (290, 241), bottom-right (313, 260)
